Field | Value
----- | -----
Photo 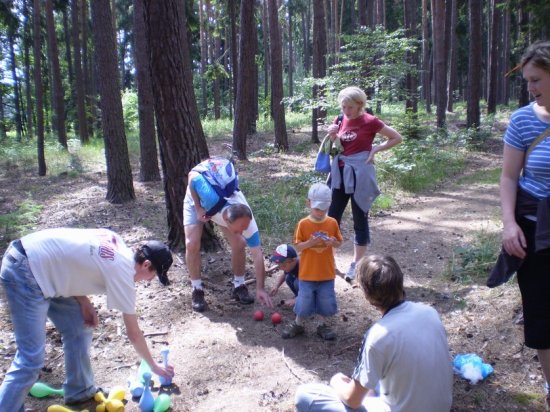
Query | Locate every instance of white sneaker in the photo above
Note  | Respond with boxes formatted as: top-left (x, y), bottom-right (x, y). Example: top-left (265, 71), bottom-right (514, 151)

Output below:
top-left (345, 262), bottom-right (356, 282)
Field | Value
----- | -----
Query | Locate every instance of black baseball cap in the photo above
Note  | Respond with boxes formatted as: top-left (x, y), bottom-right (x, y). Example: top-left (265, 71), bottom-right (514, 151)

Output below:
top-left (142, 241), bottom-right (173, 286)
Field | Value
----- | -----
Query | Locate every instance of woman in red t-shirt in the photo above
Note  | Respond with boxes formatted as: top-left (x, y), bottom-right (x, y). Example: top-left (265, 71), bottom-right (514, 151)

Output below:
top-left (326, 86), bottom-right (402, 281)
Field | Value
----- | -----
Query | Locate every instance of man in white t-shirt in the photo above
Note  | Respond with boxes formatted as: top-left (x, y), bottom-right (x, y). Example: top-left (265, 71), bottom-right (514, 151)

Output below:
top-left (295, 255), bottom-right (453, 412)
top-left (0, 228), bottom-right (175, 411)
top-left (183, 158), bottom-right (273, 312)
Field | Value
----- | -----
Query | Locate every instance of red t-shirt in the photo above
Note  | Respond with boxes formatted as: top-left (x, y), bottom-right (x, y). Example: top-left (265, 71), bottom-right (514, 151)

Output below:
top-left (334, 113), bottom-right (385, 155)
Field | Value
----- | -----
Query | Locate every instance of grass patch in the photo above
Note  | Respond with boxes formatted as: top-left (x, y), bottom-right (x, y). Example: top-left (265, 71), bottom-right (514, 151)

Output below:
top-left (511, 392), bottom-right (541, 405)
top-left (240, 171), bottom-right (322, 251)
top-left (445, 230), bottom-right (500, 284)
top-left (0, 197), bottom-right (43, 245)
top-left (456, 167), bottom-right (501, 185)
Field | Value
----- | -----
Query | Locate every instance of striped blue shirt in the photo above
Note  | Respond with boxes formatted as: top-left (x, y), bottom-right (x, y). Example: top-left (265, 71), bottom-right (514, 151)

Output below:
top-left (504, 103), bottom-right (550, 199)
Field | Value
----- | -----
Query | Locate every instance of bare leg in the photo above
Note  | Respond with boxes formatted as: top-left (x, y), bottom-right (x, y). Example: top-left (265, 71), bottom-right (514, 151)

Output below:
top-left (220, 226), bottom-right (246, 276)
top-left (184, 224), bottom-right (204, 281)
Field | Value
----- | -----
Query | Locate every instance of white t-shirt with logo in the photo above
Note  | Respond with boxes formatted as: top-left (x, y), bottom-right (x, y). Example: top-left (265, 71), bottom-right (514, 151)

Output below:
top-left (21, 228), bottom-right (136, 314)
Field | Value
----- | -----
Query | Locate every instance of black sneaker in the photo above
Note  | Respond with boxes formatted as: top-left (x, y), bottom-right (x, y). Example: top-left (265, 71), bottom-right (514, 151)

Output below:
top-left (192, 288), bottom-right (207, 312)
top-left (317, 324), bottom-right (336, 341)
top-left (232, 284), bottom-right (254, 304)
top-left (282, 321), bottom-right (305, 339)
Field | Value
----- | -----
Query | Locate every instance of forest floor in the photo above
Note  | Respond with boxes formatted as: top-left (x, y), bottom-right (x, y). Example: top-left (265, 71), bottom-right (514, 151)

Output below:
top-left (0, 128), bottom-right (547, 411)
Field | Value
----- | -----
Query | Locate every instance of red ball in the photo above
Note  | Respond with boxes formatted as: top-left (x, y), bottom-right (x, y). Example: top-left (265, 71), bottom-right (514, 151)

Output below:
top-left (254, 310), bottom-right (264, 321)
top-left (271, 312), bottom-right (282, 325)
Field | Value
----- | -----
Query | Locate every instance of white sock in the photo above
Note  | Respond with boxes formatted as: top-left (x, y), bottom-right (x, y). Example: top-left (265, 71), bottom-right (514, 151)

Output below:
top-left (545, 381), bottom-right (550, 394)
top-left (191, 279), bottom-right (203, 290)
top-left (295, 316), bottom-right (305, 326)
top-left (233, 275), bottom-right (245, 288)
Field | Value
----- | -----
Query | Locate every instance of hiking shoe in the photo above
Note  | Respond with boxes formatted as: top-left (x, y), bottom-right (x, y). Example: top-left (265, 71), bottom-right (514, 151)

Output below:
top-left (317, 324), bottom-right (336, 341)
top-left (344, 262), bottom-right (356, 282)
top-left (232, 284), bottom-right (254, 304)
top-left (282, 322), bottom-right (305, 339)
top-left (192, 288), bottom-right (207, 312)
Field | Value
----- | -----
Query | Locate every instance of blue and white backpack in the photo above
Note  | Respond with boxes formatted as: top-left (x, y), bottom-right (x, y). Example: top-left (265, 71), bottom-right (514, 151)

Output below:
top-left (192, 156), bottom-right (239, 216)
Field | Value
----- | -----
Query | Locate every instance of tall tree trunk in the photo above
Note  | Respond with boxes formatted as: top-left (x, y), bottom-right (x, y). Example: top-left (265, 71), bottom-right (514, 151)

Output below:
top-left (487, 0), bottom-right (501, 114)
top-left (228, 0), bottom-right (238, 109)
top-left (33, 0), bottom-right (46, 175)
top-left (446, 0), bottom-right (457, 112)
top-left (90, 0), bottom-right (135, 203)
top-left (72, 0), bottom-right (89, 143)
top-left (358, 0), bottom-right (367, 27)
top-left (232, 0), bottom-right (257, 160)
top-left (431, 0), bottom-right (447, 128)
top-left (301, 5), bottom-right (311, 74)
top-left (210, 4), bottom-right (221, 119)
top-left (311, 0), bottom-right (327, 144)
top-left (500, 6), bottom-right (510, 105)
top-left (143, 0), bottom-right (210, 249)
top-left (134, 0), bottom-right (160, 182)
top-left (0, 90), bottom-right (6, 140)
top-left (262, 0), bottom-right (270, 100)
top-left (421, 0), bottom-right (431, 113)
top-left (517, 0), bottom-right (529, 107)
top-left (82, 0), bottom-right (94, 138)
top-left (23, 0), bottom-right (34, 139)
top-left (287, 3), bottom-right (294, 97)
top-left (267, 0), bottom-right (288, 150)
top-left (403, 0), bottom-right (418, 113)
top-left (46, 0), bottom-right (68, 149)
top-left (8, 32), bottom-right (23, 142)
top-left (198, 0), bottom-right (208, 116)
top-left (467, 0), bottom-right (482, 129)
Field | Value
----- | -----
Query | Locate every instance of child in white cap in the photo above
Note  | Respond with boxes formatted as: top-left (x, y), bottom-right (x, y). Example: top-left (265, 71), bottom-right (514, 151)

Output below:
top-left (282, 183), bottom-right (343, 340)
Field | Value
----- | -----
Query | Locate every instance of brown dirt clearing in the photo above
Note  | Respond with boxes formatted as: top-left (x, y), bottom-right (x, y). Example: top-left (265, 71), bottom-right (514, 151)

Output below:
top-left (0, 131), bottom-right (546, 411)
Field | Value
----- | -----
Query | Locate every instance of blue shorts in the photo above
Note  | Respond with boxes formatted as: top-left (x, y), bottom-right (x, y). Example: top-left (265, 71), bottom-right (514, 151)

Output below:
top-left (294, 279), bottom-right (337, 317)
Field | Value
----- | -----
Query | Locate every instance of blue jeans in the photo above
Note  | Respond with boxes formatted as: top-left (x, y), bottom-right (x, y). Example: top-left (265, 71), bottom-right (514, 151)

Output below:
top-left (294, 280), bottom-right (337, 317)
top-left (0, 243), bottom-right (96, 411)
top-left (328, 185), bottom-right (370, 246)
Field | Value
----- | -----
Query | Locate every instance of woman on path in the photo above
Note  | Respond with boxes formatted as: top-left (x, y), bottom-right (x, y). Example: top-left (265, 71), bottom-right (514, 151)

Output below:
top-left (326, 86), bottom-right (402, 281)
top-left (499, 41), bottom-right (550, 411)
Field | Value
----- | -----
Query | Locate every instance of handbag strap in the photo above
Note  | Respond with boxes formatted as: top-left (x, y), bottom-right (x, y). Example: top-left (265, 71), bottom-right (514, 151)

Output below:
top-left (525, 126), bottom-right (550, 164)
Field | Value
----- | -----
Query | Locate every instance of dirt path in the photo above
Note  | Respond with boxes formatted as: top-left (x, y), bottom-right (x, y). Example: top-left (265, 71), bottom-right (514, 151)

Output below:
top-left (1, 136), bottom-right (546, 411)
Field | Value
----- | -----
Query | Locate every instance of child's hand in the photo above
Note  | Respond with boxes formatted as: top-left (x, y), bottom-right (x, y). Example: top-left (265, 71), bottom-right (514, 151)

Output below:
top-left (327, 124), bottom-right (339, 136)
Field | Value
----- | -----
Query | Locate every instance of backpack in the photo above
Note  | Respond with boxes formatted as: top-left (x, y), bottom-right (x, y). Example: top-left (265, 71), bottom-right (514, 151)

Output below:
top-left (192, 156), bottom-right (239, 216)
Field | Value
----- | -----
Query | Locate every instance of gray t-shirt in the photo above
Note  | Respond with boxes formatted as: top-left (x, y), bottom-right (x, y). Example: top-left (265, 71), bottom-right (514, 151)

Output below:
top-left (353, 301), bottom-right (453, 412)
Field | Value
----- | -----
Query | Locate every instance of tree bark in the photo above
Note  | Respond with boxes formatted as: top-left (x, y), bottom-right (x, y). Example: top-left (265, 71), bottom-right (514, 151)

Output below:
top-left (421, 0), bottom-right (431, 113)
top-left (90, 0), bottom-right (135, 203)
top-left (431, 0), bottom-right (447, 128)
top-left (267, 0), bottom-right (288, 150)
top-left (8, 31), bottom-right (23, 142)
top-left (144, 0), bottom-right (212, 249)
top-left (487, 0), bottom-right (501, 114)
top-left (467, 0), bottom-right (482, 129)
top-left (232, 0), bottom-right (257, 160)
top-left (23, 0), bottom-right (34, 139)
top-left (311, 0), bottom-right (327, 144)
top-left (403, 0), bottom-right (418, 113)
top-left (72, 0), bottom-right (89, 143)
top-left (33, 0), bottom-right (46, 175)
top-left (45, 0), bottom-right (68, 149)
top-left (447, 0), bottom-right (457, 112)
top-left (199, 0), bottom-right (208, 116)
top-left (134, 0), bottom-right (160, 182)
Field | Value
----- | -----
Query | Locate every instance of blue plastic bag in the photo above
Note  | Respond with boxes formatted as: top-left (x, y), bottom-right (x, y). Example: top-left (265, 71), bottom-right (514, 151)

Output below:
top-left (314, 151), bottom-right (331, 173)
top-left (453, 354), bottom-right (494, 384)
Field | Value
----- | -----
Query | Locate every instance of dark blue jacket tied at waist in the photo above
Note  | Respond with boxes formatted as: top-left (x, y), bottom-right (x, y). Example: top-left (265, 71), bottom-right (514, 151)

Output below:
top-left (487, 188), bottom-right (550, 288)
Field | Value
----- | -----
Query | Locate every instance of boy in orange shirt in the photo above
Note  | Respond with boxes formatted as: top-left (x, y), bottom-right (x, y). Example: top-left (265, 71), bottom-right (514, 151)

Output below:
top-left (282, 183), bottom-right (343, 340)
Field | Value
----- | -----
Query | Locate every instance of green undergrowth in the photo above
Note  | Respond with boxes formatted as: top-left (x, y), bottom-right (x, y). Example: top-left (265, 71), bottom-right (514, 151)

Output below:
top-left (0, 197), bottom-right (43, 246)
top-left (445, 230), bottom-right (501, 284)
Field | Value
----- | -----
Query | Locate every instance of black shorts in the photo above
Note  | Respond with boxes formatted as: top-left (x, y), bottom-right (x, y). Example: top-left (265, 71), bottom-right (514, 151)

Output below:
top-left (517, 217), bottom-right (550, 349)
